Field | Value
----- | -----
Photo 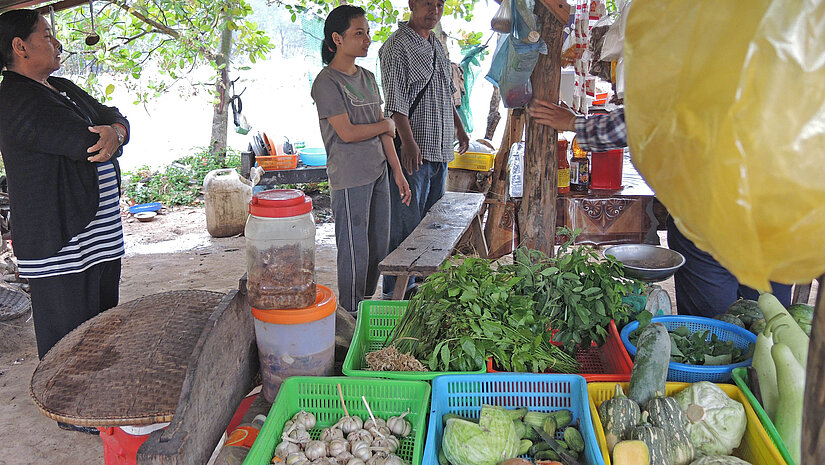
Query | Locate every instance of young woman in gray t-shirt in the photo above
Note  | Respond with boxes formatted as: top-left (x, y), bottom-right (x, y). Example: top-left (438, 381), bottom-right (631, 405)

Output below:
top-left (310, 5), bottom-right (411, 315)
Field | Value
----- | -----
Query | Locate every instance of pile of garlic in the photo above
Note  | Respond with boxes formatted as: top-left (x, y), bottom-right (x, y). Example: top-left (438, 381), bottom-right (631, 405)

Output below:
top-left (272, 410), bottom-right (412, 465)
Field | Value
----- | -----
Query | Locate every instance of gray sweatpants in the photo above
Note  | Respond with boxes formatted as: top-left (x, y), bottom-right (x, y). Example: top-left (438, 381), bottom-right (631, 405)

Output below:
top-left (330, 165), bottom-right (391, 314)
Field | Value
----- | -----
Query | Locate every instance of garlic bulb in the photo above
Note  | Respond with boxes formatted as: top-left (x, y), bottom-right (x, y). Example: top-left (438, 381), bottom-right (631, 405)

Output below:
top-left (275, 440), bottom-right (301, 459)
top-left (368, 426), bottom-right (391, 439)
top-left (321, 426), bottom-right (345, 442)
top-left (304, 440), bottom-right (328, 461)
top-left (287, 426), bottom-right (311, 446)
top-left (286, 451), bottom-right (309, 465)
top-left (292, 410), bottom-right (317, 430)
top-left (386, 412), bottom-right (411, 438)
top-left (365, 451), bottom-right (388, 465)
top-left (337, 415), bottom-right (364, 434)
top-left (311, 458), bottom-right (336, 465)
top-left (382, 454), bottom-right (405, 465)
top-left (363, 418), bottom-right (386, 430)
top-left (346, 428), bottom-right (373, 443)
top-left (346, 459), bottom-right (366, 465)
top-left (328, 438), bottom-right (350, 456)
top-left (336, 451), bottom-right (354, 463)
top-left (371, 435), bottom-right (399, 453)
top-left (350, 439), bottom-right (372, 461)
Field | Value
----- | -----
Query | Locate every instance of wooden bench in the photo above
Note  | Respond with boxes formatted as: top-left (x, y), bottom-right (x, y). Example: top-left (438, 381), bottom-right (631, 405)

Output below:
top-left (379, 191), bottom-right (487, 300)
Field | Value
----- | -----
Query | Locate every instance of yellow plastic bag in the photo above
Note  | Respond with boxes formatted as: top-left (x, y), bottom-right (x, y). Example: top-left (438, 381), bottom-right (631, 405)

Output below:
top-left (624, 0), bottom-right (825, 290)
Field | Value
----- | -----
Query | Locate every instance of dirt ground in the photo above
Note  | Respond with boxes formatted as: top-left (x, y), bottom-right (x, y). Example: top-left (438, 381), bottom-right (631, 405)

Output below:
top-left (0, 206), bottom-right (341, 465)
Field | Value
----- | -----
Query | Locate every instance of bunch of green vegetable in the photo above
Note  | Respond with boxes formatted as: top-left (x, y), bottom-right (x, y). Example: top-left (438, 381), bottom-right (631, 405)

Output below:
top-left (386, 256), bottom-right (578, 373)
top-left (630, 316), bottom-right (754, 366)
top-left (502, 229), bottom-right (637, 355)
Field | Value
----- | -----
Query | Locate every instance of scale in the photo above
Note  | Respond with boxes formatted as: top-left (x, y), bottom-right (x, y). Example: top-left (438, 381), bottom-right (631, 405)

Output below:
top-left (605, 244), bottom-right (686, 317)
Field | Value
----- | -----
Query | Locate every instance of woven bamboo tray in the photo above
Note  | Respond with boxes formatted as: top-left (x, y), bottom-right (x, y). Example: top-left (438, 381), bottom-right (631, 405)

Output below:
top-left (30, 290), bottom-right (225, 427)
top-left (0, 283), bottom-right (30, 321)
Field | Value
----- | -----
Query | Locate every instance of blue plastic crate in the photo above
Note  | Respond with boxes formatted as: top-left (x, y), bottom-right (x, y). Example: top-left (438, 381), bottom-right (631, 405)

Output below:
top-left (422, 373), bottom-right (604, 465)
top-left (620, 315), bottom-right (757, 383)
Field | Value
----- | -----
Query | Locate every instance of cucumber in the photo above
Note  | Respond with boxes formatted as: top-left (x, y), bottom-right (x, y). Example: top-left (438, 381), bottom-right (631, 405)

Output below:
top-left (628, 322), bottom-right (670, 406)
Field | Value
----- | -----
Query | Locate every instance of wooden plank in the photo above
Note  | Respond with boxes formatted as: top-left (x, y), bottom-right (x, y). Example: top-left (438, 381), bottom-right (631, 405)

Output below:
top-left (519, 1), bottom-right (566, 255)
top-left (484, 111), bottom-right (525, 259)
top-left (802, 274), bottom-right (825, 464)
top-left (535, 0), bottom-right (571, 25)
top-left (137, 281), bottom-right (258, 465)
top-left (379, 192), bottom-right (485, 275)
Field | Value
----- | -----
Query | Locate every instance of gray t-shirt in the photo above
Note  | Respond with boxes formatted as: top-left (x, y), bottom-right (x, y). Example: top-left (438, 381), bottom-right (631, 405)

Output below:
top-left (311, 66), bottom-right (387, 190)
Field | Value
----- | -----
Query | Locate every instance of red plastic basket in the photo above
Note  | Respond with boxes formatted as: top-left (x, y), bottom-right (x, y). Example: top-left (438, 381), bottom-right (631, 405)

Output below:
top-left (486, 319), bottom-right (633, 382)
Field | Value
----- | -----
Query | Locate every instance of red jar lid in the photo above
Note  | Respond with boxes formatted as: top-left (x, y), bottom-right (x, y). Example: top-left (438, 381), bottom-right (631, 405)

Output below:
top-left (249, 189), bottom-right (313, 218)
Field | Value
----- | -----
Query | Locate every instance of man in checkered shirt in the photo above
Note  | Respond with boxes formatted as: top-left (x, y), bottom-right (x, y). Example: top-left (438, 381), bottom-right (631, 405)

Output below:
top-left (379, 0), bottom-right (470, 297)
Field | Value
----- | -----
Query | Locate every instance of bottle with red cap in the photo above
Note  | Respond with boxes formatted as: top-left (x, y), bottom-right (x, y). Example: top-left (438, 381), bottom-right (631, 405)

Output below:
top-left (245, 189), bottom-right (316, 309)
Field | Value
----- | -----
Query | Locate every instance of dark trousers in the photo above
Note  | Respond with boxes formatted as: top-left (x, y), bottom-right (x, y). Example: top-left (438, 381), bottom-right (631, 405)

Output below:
top-left (382, 160), bottom-right (448, 294)
top-left (666, 217), bottom-right (791, 317)
top-left (28, 258), bottom-right (121, 359)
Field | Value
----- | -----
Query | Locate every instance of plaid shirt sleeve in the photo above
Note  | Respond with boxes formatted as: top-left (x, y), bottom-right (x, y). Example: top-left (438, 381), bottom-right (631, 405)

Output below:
top-left (573, 108), bottom-right (627, 152)
top-left (379, 37), bottom-right (410, 117)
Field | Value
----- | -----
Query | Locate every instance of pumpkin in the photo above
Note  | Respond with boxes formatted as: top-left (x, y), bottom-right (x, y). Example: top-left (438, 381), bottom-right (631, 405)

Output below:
top-left (629, 412), bottom-right (670, 465)
top-left (668, 429), bottom-right (695, 465)
top-left (646, 391), bottom-right (688, 430)
top-left (613, 440), bottom-right (650, 465)
top-left (598, 384), bottom-right (641, 454)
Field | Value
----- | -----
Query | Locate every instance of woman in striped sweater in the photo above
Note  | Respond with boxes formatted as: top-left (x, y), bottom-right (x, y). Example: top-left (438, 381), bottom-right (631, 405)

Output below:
top-left (0, 10), bottom-right (130, 368)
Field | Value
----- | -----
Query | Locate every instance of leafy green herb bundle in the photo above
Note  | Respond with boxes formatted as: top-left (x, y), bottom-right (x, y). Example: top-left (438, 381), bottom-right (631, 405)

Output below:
top-left (502, 230), bottom-right (636, 355)
top-left (386, 256), bottom-right (578, 373)
top-left (631, 314), bottom-right (755, 365)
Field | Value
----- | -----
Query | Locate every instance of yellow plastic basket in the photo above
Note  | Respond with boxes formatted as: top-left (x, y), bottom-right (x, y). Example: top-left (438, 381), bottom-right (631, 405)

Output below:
top-left (448, 151), bottom-right (495, 171)
top-left (587, 382), bottom-right (787, 465)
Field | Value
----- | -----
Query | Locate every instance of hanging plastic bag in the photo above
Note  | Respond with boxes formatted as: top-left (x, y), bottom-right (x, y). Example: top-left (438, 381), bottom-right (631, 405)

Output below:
top-left (491, 0), bottom-right (513, 33)
top-left (512, 0), bottom-right (539, 43)
top-left (485, 34), bottom-right (547, 108)
top-left (456, 45), bottom-right (485, 134)
top-left (624, 0), bottom-right (825, 290)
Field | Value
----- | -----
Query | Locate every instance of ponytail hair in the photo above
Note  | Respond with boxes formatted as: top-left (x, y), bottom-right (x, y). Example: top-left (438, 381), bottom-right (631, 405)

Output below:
top-left (321, 5), bottom-right (366, 65)
top-left (0, 9), bottom-right (41, 70)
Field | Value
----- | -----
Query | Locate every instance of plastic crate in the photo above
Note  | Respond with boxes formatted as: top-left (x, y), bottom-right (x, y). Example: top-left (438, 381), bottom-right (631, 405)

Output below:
top-left (256, 154), bottom-right (297, 170)
top-left (341, 300), bottom-right (486, 380)
top-left (243, 376), bottom-right (431, 465)
top-left (620, 315), bottom-right (756, 382)
top-left (731, 367), bottom-right (795, 465)
top-left (486, 320), bottom-right (633, 382)
top-left (422, 373), bottom-right (605, 465)
top-left (588, 382), bottom-right (786, 465)
top-left (447, 151), bottom-right (495, 171)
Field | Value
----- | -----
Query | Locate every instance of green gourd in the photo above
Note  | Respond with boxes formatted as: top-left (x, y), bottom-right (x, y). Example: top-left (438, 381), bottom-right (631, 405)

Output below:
top-left (645, 391), bottom-right (688, 430)
top-left (629, 412), bottom-right (670, 465)
top-left (598, 384), bottom-right (641, 455)
top-left (628, 323), bottom-right (671, 406)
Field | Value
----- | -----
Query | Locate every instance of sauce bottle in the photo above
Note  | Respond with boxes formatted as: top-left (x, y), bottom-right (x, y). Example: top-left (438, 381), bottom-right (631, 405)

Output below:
top-left (557, 138), bottom-right (570, 194)
top-left (570, 137), bottom-right (590, 192)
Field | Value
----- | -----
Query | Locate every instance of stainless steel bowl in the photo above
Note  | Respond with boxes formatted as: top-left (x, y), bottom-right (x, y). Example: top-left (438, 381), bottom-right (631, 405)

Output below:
top-left (603, 244), bottom-right (686, 282)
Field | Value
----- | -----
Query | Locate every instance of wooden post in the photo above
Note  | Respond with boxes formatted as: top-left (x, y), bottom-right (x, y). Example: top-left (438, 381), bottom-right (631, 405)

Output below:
top-left (484, 110), bottom-right (525, 259)
top-left (518, 0), bottom-right (568, 254)
top-left (801, 275), bottom-right (825, 464)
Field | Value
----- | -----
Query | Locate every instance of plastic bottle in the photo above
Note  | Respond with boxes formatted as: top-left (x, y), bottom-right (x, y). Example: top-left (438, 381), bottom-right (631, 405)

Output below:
top-left (570, 137), bottom-right (590, 192)
top-left (203, 169), bottom-right (253, 238)
top-left (508, 142), bottom-right (524, 198)
top-left (557, 138), bottom-right (570, 194)
top-left (214, 414), bottom-right (267, 465)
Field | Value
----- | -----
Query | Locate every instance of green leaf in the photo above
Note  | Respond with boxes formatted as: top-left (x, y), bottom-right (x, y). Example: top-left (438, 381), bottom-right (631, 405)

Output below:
top-left (105, 84), bottom-right (115, 95)
top-left (440, 344), bottom-right (451, 370)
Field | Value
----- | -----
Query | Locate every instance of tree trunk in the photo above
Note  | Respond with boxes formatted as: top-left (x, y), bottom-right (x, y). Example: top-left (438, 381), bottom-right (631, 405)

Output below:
top-left (802, 275), bottom-right (825, 464)
top-left (485, 87), bottom-right (502, 140)
top-left (517, 3), bottom-right (565, 255)
top-left (210, 20), bottom-right (233, 161)
top-left (483, 110), bottom-right (525, 259)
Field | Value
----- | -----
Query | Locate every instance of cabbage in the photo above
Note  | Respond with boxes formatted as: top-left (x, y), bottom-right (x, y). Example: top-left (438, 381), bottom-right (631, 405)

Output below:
top-left (441, 405), bottom-right (520, 465)
top-left (674, 382), bottom-right (747, 457)
top-left (689, 456), bottom-right (752, 465)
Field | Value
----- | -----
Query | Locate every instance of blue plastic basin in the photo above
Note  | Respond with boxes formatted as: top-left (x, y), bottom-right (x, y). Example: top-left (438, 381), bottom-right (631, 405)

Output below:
top-left (129, 202), bottom-right (163, 214)
top-left (298, 148), bottom-right (327, 166)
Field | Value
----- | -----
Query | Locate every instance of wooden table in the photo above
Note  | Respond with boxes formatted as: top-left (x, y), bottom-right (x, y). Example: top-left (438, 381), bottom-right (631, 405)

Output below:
top-left (555, 153), bottom-right (659, 246)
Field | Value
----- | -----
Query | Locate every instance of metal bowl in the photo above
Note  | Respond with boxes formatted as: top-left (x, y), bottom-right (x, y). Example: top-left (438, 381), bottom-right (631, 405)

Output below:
top-left (603, 244), bottom-right (686, 282)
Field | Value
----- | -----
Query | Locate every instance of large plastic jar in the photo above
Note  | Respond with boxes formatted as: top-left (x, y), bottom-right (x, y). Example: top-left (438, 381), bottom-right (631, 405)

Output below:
top-left (245, 189), bottom-right (316, 309)
top-left (203, 168), bottom-right (252, 238)
top-left (251, 285), bottom-right (336, 402)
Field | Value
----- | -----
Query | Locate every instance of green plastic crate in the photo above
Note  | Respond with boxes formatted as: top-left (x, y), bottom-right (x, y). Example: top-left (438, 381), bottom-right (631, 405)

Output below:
top-left (731, 366), bottom-right (795, 465)
top-left (341, 300), bottom-right (486, 380)
top-left (243, 376), bottom-right (431, 465)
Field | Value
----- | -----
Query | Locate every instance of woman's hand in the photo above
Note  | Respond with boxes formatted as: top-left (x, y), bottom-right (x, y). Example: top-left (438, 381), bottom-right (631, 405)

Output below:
top-left (384, 118), bottom-right (396, 137)
top-left (86, 125), bottom-right (122, 162)
top-left (393, 170), bottom-right (412, 206)
top-left (528, 99), bottom-right (578, 132)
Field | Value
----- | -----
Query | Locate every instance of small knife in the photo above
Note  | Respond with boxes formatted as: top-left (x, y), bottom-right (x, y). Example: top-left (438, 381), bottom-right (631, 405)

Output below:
top-left (531, 425), bottom-right (583, 465)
